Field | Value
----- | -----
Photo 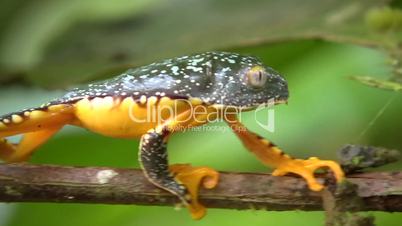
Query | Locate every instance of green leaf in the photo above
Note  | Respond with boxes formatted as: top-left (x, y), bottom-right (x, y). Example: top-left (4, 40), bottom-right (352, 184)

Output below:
top-left (351, 76), bottom-right (402, 91)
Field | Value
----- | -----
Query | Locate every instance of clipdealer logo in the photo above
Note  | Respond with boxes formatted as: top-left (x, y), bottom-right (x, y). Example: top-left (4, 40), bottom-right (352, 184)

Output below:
top-left (128, 97), bottom-right (276, 132)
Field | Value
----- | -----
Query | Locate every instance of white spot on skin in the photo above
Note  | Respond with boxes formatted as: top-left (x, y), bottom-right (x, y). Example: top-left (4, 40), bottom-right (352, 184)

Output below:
top-left (222, 67), bottom-right (231, 72)
top-left (171, 66), bottom-right (179, 75)
top-left (186, 66), bottom-right (202, 72)
top-left (190, 58), bottom-right (204, 66)
top-left (147, 96), bottom-right (158, 106)
top-left (140, 95), bottom-right (147, 104)
top-left (11, 115), bottom-right (23, 124)
top-left (96, 170), bottom-right (118, 184)
top-left (143, 134), bottom-right (150, 140)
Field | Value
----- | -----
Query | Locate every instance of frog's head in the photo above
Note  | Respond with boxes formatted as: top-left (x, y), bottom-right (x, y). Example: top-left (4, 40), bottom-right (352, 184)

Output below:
top-left (200, 52), bottom-right (289, 110)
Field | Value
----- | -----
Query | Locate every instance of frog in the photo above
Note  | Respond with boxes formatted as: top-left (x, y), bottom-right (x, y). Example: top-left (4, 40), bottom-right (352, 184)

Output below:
top-left (0, 52), bottom-right (344, 219)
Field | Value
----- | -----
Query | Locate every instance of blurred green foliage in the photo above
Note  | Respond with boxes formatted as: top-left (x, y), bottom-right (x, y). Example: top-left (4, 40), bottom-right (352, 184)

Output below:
top-left (0, 0), bottom-right (396, 87)
top-left (0, 0), bottom-right (402, 226)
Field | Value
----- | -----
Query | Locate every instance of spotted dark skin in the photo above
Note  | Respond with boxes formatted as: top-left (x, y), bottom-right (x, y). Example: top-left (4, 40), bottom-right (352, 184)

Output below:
top-left (0, 52), bottom-right (344, 219)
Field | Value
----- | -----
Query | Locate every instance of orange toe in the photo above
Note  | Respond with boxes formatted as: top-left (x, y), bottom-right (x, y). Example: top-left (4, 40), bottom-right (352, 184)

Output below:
top-left (273, 158), bottom-right (344, 191)
top-left (170, 164), bottom-right (219, 220)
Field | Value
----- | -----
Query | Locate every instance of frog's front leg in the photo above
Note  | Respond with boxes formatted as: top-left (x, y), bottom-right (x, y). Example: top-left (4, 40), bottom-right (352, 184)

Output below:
top-left (139, 110), bottom-right (219, 220)
top-left (224, 115), bottom-right (344, 191)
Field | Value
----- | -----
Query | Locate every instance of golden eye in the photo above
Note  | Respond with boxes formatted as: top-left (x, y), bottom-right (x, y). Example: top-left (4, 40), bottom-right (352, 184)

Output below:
top-left (246, 67), bottom-right (267, 88)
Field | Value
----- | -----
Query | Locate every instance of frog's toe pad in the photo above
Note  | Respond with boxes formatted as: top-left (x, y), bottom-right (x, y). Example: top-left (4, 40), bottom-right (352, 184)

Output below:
top-left (272, 157), bottom-right (345, 191)
top-left (170, 164), bottom-right (219, 220)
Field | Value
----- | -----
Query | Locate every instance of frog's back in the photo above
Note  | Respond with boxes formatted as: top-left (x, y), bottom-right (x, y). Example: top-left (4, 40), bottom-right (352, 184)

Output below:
top-left (54, 52), bottom-right (233, 138)
top-left (51, 51), bottom-right (261, 107)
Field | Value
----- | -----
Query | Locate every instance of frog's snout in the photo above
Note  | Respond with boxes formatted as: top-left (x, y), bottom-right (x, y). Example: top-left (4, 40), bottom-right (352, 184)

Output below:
top-left (266, 71), bottom-right (289, 104)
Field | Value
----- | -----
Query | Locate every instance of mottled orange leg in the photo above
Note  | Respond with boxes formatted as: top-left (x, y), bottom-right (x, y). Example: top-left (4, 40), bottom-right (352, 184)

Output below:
top-left (225, 115), bottom-right (344, 191)
top-left (170, 164), bottom-right (219, 220)
top-left (0, 104), bottom-right (74, 162)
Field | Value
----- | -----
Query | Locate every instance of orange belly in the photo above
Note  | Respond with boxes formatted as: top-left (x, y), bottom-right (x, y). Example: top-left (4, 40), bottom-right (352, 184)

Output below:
top-left (73, 96), bottom-right (204, 138)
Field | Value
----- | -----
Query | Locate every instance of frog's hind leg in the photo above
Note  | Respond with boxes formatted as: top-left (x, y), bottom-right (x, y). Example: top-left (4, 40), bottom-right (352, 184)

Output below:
top-left (0, 104), bottom-right (74, 162)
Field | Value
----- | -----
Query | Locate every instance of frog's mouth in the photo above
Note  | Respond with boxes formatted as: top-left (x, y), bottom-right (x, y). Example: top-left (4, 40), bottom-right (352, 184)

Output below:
top-left (211, 97), bottom-right (288, 111)
top-left (272, 98), bottom-right (288, 105)
top-left (242, 98), bottom-right (288, 111)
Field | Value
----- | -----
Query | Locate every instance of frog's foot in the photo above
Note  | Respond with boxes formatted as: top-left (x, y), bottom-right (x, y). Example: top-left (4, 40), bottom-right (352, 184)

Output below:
top-left (170, 164), bottom-right (219, 220)
top-left (272, 157), bottom-right (345, 191)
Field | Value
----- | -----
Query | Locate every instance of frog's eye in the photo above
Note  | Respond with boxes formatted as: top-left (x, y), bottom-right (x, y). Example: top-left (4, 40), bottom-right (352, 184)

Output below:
top-left (245, 67), bottom-right (267, 88)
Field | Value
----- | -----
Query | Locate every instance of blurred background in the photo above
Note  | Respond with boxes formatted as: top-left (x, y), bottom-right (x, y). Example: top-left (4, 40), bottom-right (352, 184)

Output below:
top-left (1, 0), bottom-right (402, 225)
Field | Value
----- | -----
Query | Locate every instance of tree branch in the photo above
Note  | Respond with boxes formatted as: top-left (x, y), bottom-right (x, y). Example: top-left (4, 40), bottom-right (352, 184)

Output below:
top-left (0, 163), bottom-right (401, 212)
